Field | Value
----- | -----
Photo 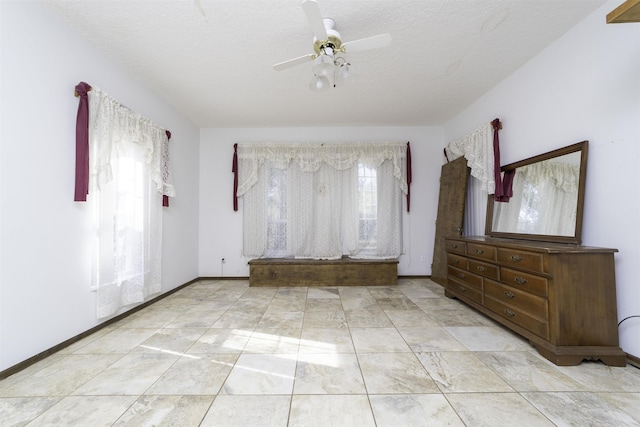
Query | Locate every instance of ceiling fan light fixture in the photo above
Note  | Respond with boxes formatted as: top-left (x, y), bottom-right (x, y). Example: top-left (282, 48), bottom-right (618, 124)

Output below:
top-left (309, 74), bottom-right (330, 92)
top-left (312, 53), bottom-right (334, 77)
top-left (336, 58), bottom-right (355, 81)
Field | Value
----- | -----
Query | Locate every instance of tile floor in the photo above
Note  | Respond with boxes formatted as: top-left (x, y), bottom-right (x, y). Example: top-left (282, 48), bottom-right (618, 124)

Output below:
top-left (2, 278), bottom-right (640, 426)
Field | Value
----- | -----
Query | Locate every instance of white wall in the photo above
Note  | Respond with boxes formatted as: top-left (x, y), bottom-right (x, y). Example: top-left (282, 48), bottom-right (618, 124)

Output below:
top-left (199, 127), bottom-right (444, 277)
top-left (0, 2), bottom-right (200, 371)
top-left (444, 0), bottom-right (640, 358)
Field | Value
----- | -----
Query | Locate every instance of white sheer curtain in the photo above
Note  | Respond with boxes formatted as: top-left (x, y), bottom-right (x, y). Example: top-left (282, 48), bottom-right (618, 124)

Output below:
top-left (492, 162), bottom-right (579, 236)
top-left (445, 122), bottom-right (495, 194)
top-left (88, 87), bottom-right (174, 318)
top-left (237, 142), bottom-right (407, 260)
top-left (464, 175), bottom-right (488, 236)
top-left (445, 122), bottom-right (495, 236)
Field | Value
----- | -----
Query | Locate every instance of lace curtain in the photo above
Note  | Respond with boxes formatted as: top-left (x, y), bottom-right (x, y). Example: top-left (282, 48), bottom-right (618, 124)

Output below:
top-left (237, 142), bottom-right (408, 260)
top-left (492, 162), bottom-right (580, 236)
top-left (444, 122), bottom-right (495, 194)
top-left (87, 87), bottom-right (173, 318)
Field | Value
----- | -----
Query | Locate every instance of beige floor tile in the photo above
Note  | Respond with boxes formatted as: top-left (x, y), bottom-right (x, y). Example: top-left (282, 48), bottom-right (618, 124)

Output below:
top-left (244, 328), bottom-right (301, 353)
top-left (294, 353), bottom-right (366, 394)
top-left (416, 351), bottom-right (513, 393)
top-left (444, 325), bottom-right (530, 351)
top-left (145, 354), bottom-right (238, 395)
top-left (598, 392), bottom-right (640, 422)
top-left (350, 327), bottom-right (411, 353)
top-left (134, 327), bottom-right (207, 354)
top-left (476, 351), bottom-right (588, 392)
top-left (26, 395), bottom-right (138, 427)
top-left (369, 394), bottom-right (465, 427)
top-left (522, 391), bottom-right (640, 426)
top-left (344, 309), bottom-right (393, 327)
top-left (71, 328), bottom-right (160, 354)
top-left (221, 353), bottom-right (297, 395)
top-left (201, 395), bottom-right (291, 427)
top-left (298, 327), bottom-right (355, 354)
top-left (289, 394), bottom-right (376, 427)
top-left (446, 392), bottom-right (555, 426)
top-left (397, 326), bottom-right (467, 352)
top-left (0, 354), bottom-right (121, 397)
top-left (112, 395), bottom-right (214, 426)
top-left (0, 397), bottom-right (60, 426)
top-left (302, 308), bottom-right (348, 329)
top-left (71, 353), bottom-right (178, 395)
top-left (358, 352), bottom-right (439, 394)
top-left (554, 361), bottom-right (640, 392)
top-left (186, 328), bottom-right (252, 354)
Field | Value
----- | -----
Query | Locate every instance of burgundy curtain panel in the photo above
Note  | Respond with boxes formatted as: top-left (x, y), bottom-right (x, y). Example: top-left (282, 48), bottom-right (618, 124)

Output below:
top-left (74, 82), bottom-right (92, 201)
top-left (232, 143), bottom-right (239, 211)
top-left (406, 141), bottom-right (412, 212)
top-left (163, 130), bottom-right (172, 207)
top-left (491, 118), bottom-right (514, 202)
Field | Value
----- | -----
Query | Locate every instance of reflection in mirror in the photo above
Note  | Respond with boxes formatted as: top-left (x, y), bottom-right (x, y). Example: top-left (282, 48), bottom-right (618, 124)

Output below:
top-left (486, 141), bottom-right (588, 245)
top-left (492, 151), bottom-right (581, 236)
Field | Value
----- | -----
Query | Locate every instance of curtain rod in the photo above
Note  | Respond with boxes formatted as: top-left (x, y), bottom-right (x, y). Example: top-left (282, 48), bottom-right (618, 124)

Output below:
top-left (74, 86), bottom-right (92, 97)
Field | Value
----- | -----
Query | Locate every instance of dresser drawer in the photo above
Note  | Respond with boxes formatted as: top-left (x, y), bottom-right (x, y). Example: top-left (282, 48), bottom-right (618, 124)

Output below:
top-left (468, 259), bottom-right (499, 280)
top-left (500, 267), bottom-right (548, 298)
top-left (447, 277), bottom-right (482, 305)
top-left (447, 240), bottom-right (466, 255)
top-left (448, 265), bottom-right (482, 290)
top-left (467, 243), bottom-right (497, 262)
top-left (498, 248), bottom-right (544, 273)
top-left (484, 279), bottom-right (547, 320)
top-left (484, 296), bottom-right (549, 340)
top-left (447, 253), bottom-right (468, 270)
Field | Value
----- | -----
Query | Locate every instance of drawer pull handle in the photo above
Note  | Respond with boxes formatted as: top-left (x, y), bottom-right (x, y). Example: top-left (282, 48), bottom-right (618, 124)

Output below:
top-left (514, 276), bottom-right (528, 285)
top-left (509, 255), bottom-right (523, 262)
top-left (476, 266), bottom-right (487, 272)
top-left (458, 286), bottom-right (466, 293)
top-left (452, 258), bottom-right (459, 265)
top-left (458, 273), bottom-right (466, 279)
top-left (504, 309), bottom-right (516, 318)
top-left (451, 244), bottom-right (458, 249)
top-left (475, 249), bottom-right (484, 254)
top-left (503, 291), bottom-right (515, 299)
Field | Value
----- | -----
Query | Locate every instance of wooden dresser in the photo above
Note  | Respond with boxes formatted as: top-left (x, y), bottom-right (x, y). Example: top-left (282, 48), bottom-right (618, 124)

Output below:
top-left (444, 236), bottom-right (625, 366)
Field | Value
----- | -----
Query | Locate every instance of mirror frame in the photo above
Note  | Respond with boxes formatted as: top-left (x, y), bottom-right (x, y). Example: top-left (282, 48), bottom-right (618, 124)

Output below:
top-left (485, 140), bottom-right (588, 245)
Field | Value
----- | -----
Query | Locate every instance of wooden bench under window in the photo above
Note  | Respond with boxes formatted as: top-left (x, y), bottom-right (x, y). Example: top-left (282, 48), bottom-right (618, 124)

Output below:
top-left (248, 256), bottom-right (398, 287)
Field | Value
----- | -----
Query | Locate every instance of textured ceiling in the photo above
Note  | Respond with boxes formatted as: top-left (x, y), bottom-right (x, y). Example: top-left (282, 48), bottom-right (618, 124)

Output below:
top-left (45, 0), bottom-right (607, 128)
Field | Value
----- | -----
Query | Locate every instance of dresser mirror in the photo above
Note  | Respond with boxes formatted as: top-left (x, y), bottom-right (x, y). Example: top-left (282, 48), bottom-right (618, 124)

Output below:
top-left (485, 141), bottom-right (588, 245)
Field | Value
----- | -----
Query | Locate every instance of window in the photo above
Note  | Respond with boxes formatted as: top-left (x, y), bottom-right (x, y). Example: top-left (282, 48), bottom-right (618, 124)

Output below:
top-left (82, 86), bottom-right (173, 318)
top-left (237, 143), bottom-right (408, 260)
top-left (266, 167), bottom-right (288, 255)
top-left (357, 163), bottom-right (377, 250)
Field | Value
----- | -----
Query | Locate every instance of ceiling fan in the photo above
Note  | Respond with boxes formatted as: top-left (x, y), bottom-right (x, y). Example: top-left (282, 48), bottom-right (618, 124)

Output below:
top-left (273, 0), bottom-right (392, 91)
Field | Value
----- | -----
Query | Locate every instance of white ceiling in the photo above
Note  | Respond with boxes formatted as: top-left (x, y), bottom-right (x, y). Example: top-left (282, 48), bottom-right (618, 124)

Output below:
top-left (45, 0), bottom-right (608, 128)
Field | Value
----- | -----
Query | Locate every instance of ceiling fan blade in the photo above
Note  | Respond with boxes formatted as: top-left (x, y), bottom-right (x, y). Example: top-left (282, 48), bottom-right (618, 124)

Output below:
top-left (342, 33), bottom-right (392, 53)
top-left (273, 54), bottom-right (314, 71)
top-left (301, 0), bottom-right (328, 41)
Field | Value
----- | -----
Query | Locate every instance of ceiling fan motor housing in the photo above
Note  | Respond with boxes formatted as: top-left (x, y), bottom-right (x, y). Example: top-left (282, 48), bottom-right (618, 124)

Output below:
top-left (313, 18), bottom-right (342, 55)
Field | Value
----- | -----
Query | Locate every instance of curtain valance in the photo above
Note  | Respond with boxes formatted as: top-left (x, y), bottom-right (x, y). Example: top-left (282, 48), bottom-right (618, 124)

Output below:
top-left (235, 142), bottom-right (409, 198)
top-left (519, 161), bottom-right (579, 193)
top-left (74, 82), bottom-right (175, 205)
top-left (444, 121), bottom-right (495, 194)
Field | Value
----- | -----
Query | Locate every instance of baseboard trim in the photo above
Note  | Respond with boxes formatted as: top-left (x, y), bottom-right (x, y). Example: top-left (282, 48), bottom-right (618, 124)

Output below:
top-left (0, 277), bottom-right (200, 380)
top-left (627, 352), bottom-right (640, 369)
